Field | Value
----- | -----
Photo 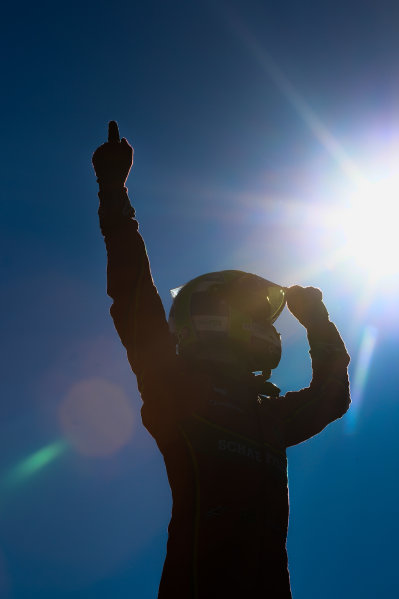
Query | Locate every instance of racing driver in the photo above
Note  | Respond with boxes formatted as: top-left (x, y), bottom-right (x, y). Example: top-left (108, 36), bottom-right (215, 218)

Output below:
top-left (92, 121), bottom-right (351, 598)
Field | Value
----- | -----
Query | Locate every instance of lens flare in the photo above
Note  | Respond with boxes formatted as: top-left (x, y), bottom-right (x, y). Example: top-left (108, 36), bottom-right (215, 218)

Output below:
top-left (59, 378), bottom-right (135, 456)
top-left (4, 441), bottom-right (67, 488)
top-left (346, 326), bottom-right (378, 434)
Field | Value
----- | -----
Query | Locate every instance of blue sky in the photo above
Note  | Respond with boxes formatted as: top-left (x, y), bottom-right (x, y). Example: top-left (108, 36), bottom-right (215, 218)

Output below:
top-left (2, 1), bottom-right (399, 597)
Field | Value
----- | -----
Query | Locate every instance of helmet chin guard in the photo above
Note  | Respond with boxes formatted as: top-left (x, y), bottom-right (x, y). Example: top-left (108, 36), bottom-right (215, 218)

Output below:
top-left (169, 270), bottom-right (286, 372)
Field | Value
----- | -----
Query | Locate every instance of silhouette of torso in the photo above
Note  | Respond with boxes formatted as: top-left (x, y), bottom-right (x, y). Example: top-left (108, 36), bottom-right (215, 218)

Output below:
top-left (102, 216), bottom-right (350, 599)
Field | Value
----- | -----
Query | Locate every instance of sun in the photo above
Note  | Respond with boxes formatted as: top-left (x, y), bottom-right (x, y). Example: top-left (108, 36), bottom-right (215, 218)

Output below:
top-left (319, 161), bottom-right (399, 283)
top-left (327, 171), bottom-right (399, 281)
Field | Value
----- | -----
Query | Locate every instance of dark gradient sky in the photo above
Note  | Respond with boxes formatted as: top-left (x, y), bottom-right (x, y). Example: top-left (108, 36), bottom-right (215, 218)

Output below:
top-left (2, 1), bottom-right (399, 597)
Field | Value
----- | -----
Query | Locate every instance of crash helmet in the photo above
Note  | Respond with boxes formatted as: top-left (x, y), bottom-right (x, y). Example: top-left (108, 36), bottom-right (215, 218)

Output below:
top-left (168, 270), bottom-right (286, 372)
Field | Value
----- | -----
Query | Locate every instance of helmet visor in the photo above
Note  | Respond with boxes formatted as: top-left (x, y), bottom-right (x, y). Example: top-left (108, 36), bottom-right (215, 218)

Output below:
top-left (221, 275), bottom-right (286, 324)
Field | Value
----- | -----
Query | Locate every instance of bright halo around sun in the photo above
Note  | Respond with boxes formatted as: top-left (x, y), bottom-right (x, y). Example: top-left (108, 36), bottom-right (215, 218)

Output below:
top-left (334, 172), bottom-right (399, 281)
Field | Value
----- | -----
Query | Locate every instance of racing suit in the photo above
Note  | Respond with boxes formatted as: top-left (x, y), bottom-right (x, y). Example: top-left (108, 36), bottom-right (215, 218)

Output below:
top-left (101, 204), bottom-right (351, 599)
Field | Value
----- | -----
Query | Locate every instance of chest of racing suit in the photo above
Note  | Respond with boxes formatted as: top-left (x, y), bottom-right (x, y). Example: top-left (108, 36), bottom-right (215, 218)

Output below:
top-left (101, 216), bottom-right (350, 598)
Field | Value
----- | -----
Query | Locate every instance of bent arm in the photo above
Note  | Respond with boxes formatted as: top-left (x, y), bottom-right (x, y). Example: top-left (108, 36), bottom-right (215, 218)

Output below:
top-left (277, 320), bottom-right (350, 447)
top-left (101, 204), bottom-right (191, 440)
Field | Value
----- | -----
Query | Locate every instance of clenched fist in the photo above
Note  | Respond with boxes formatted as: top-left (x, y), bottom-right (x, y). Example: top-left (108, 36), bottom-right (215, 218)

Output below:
top-left (92, 121), bottom-right (133, 189)
top-left (285, 285), bottom-right (329, 330)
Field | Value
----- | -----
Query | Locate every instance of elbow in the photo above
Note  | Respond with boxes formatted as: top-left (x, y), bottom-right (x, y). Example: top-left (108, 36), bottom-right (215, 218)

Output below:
top-left (323, 374), bottom-right (351, 420)
top-left (337, 391), bottom-right (351, 419)
top-left (334, 379), bottom-right (351, 419)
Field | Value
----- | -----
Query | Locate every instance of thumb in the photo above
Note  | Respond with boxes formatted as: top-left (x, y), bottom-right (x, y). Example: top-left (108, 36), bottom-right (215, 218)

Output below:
top-left (121, 137), bottom-right (134, 159)
top-left (121, 137), bottom-right (132, 148)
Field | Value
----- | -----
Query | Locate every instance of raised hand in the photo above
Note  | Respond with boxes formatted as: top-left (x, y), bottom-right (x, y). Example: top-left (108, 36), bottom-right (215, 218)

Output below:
top-left (285, 285), bottom-right (329, 329)
top-left (92, 121), bottom-right (134, 188)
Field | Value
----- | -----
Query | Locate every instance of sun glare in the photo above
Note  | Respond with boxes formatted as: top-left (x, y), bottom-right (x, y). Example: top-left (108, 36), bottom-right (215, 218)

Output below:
top-left (330, 171), bottom-right (399, 280)
top-left (321, 162), bottom-right (399, 282)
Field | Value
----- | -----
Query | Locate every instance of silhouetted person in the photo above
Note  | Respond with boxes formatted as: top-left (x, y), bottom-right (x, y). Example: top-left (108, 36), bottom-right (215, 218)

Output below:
top-left (92, 121), bottom-right (350, 598)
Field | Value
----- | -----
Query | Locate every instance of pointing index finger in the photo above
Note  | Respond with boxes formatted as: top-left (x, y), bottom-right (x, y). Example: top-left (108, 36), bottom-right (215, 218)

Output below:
top-left (108, 120), bottom-right (120, 143)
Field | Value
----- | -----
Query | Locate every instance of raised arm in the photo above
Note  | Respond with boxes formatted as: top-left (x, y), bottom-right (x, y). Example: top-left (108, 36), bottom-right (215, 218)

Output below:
top-left (92, 122), bottom-right (176, 387)
top-left (275, 286), bottom-right (350, 447)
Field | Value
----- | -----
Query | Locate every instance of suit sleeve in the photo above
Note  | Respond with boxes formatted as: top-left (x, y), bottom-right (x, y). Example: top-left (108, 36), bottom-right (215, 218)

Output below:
top-left (102, 214), bottom-right (178, 392)
top-left (275, 320), bottom-right (350, 447)
top-left (99, 198), bottom-right (212, 443)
